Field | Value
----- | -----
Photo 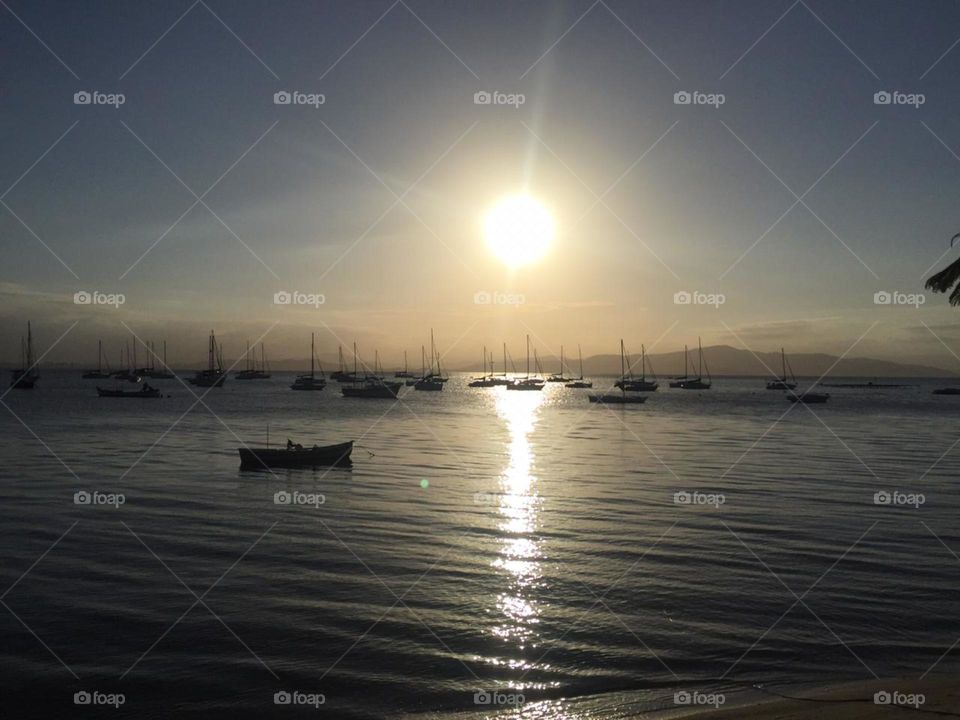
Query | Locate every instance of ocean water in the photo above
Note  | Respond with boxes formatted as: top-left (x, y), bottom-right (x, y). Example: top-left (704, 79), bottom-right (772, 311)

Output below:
top-left (1, 371), bottom-right (960, 719)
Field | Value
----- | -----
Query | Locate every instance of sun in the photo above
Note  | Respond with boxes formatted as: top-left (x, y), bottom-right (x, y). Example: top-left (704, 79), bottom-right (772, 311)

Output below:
top-left (484, 195), bottom-right (554, 268)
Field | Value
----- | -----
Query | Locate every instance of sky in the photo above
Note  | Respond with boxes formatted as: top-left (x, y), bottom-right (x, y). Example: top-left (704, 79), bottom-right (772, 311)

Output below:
top-left (4, 0), bottom-right (960, 371)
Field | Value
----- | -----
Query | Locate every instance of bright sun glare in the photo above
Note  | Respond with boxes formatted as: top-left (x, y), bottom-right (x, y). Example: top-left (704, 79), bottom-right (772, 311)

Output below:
top-left (484, 195), bottom-right (554, 268)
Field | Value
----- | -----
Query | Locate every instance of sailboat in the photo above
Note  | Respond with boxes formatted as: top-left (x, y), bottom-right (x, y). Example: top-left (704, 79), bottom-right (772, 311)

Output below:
top-left (415, 331), bottom-right (444, 391)
top-left (82, 340), bottom-right (112, 379)
top-left (507, 335), bottom-right (545, 391)
top-left (342, 343), bottom-right (401, 398)
top-left (565, 345), bottom-right (593, 388)
top-left (189, 330), bottom-right (226, 387)
top-left (394, 351), bottom-right (412, 378)
top-left (237, 341), bottom-right (271, 380)
top-left (547, 345), bottom-right (572, 382)
top-left (147, 340), bottom-right (175, 379)
top-left (291, 334), bottom-right (326, 390)
top-left (9, 322), bottom-right (39, 389)
top-left (669, 339), bottom-right (711, 390)
top-left (766, 348), bottom-right (797, 390)
top-left (469, 346), bottom-right (500, 387)
top-left (331, 345), bottom-right (358, 383)
top-left (616, 344), bottom-right (658, 391)
top-left (113, 343), bottom-right (142, 383)
top-left (590, 340), bottom-right (647, 404)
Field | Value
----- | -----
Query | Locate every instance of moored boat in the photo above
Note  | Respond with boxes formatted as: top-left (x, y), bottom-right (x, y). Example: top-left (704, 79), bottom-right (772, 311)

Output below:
top-left (290, 334), bottom-right (326, 390)
top-left (787, 391), bottom-right (829, 404)
top-left (82, 339), bottom-right (112, 379)
top-left (507, 336), bottom-right (544, 391)
top-left (189, 330), bottom-right (226, 387)
top-left (238, 440), bottom-right (353, 470)
top-left (565, 345), bottom-right (593, 388)
top-left (766, 348), bottom-right (797, 390)
top-left (669, 339), bottom-right (711, 390)
top-left (933, 387), bottom-right (960, 395)
top-left (9, 321), bottom-right (38, 389)
top-left (97, 382), bottom-right (162, 398)
top-left (589, 339), bottom-right (647, 404)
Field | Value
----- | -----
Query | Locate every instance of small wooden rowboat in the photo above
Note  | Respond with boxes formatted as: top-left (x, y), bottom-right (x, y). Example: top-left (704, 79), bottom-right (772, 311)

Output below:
top-left (238, 441), bottom-right (353, 470)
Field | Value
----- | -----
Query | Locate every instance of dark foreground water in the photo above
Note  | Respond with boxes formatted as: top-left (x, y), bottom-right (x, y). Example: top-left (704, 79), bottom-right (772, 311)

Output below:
top-left (2, 371), bottom-right (960, 718)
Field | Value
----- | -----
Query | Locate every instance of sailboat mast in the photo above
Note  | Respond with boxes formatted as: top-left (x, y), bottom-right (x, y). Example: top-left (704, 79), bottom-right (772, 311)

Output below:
top-left (98, 339), bottom-right (102, 372)
top-left (526, 335), bottom-right (531, 377)
top-left (578, 344), bottom-right (584, 380)
top-left (310, 333), bottom-right (315, 378)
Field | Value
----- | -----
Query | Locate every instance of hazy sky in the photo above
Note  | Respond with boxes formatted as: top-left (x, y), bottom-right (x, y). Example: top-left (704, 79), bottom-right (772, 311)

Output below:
top-left (4, 0), bottom-right (960, 370)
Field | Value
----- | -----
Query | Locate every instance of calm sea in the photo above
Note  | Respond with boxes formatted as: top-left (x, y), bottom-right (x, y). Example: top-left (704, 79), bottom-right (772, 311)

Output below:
top-left (2, 371), bottom-right (959, 718)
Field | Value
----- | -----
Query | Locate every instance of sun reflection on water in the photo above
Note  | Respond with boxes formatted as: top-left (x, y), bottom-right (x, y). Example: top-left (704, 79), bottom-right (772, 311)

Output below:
top-left (491, 387), bottom-right (546, 651)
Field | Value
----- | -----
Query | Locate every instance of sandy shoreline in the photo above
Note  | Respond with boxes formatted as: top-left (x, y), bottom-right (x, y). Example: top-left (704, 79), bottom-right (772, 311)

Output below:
top-left (678, 675), bottom-right (960, 719)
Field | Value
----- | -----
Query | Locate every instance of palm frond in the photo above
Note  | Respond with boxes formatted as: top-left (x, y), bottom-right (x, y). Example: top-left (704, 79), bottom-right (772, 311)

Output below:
top-left (925, 233), bottom-right (960, 302)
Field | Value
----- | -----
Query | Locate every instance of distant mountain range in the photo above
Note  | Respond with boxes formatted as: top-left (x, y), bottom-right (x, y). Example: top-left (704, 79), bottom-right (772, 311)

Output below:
top-left (530, 345), bottom-right (957, 379)
top-left (25, 345), bottom-right (958, 378)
